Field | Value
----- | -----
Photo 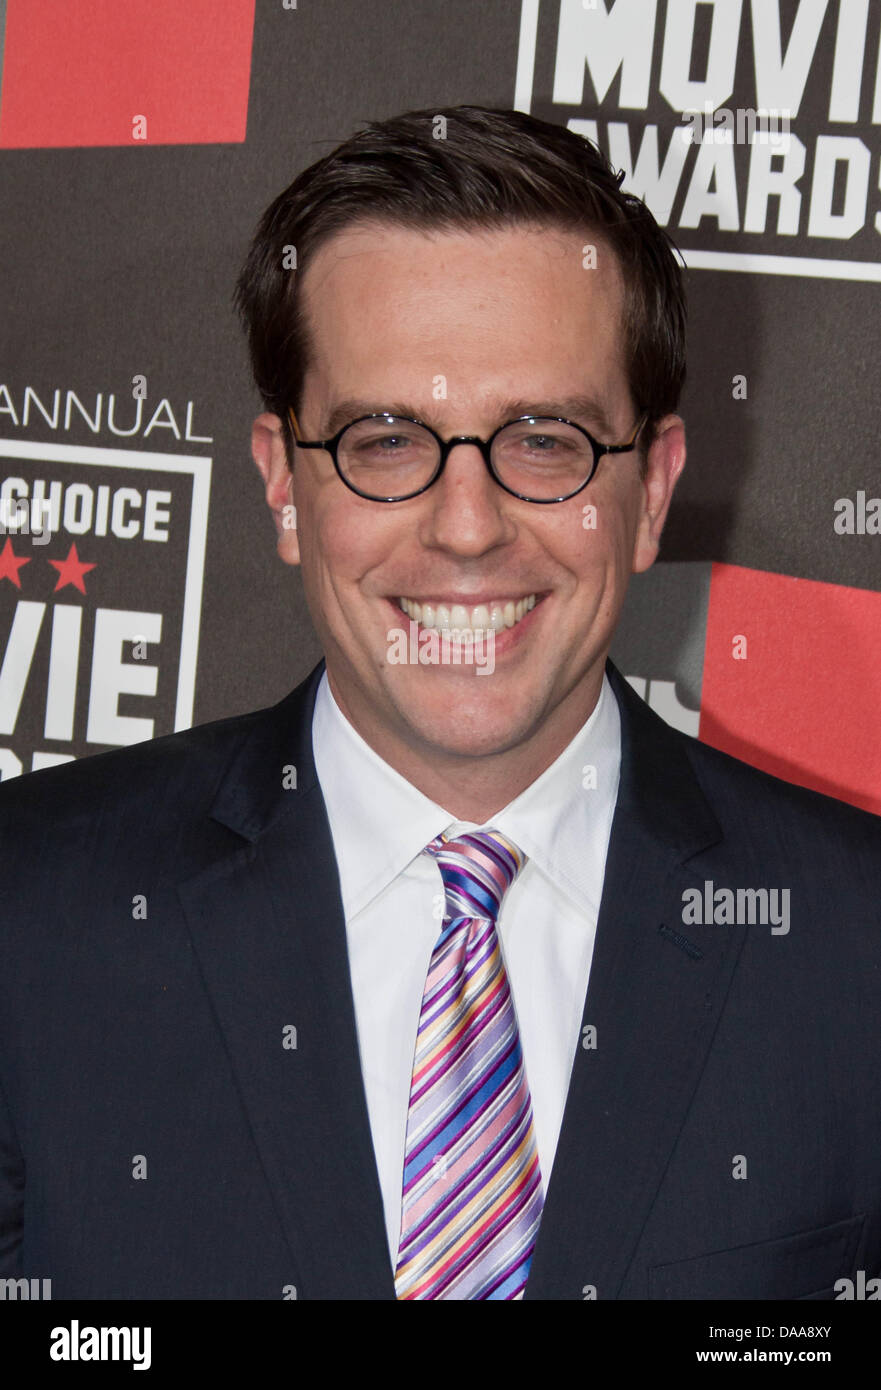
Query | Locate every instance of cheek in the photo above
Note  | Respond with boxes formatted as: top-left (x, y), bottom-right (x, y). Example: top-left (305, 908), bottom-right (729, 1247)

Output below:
top-left (305, 493), bottom-right (401, 585)
top-left (588, 479), bottom-right (643, 562)
top-left (555, 503), bottom-right (634, 584)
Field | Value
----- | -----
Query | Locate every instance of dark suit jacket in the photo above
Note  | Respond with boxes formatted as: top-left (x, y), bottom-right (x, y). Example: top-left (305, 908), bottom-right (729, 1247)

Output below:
top-left (1, 657), bottom-right (879, 1300)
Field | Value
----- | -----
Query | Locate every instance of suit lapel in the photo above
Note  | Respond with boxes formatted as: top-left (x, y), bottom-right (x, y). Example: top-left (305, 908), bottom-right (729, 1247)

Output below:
top-left (176, 654), bottom-right (744, 1300)
top-left (525, 661), bottom-right (745, 1300)
top-left (177, 659), bottom-right (395, 1300)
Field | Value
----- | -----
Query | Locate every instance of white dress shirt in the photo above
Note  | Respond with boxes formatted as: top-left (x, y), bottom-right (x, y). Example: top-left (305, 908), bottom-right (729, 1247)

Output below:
top-left (311, 668), bottom-right (622, 1265)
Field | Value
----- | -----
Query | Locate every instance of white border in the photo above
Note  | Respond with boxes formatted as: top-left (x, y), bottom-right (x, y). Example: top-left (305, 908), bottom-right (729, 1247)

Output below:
top-left (0, 439), bottom-right (211, 732)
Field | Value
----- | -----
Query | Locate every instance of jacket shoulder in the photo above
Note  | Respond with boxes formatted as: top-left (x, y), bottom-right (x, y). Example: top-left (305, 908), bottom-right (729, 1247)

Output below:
top-left (609, 661), bottom-right (881, 855)
top-left (679, 725), bottom-right (881, 875)
top-left (0, 702), bottom-right (275, 831)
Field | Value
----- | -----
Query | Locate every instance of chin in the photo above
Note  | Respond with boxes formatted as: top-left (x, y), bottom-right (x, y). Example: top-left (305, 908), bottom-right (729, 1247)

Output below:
top-left (393, 683), bottom-right (539, 757)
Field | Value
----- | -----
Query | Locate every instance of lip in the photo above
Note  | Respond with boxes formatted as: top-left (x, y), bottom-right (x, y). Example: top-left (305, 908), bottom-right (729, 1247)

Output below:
top-left (384, 592), bottom-right (549, 660)
top-left (390, 592), bottom-right (542, 607)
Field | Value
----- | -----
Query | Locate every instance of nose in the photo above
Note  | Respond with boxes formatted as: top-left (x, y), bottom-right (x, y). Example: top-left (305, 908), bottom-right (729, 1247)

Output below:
top-left (421, 439), bottom-right (513, 555)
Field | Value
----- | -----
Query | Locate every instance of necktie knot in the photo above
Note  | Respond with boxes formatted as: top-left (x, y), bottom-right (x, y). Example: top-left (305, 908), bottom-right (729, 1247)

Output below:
top-left (425, 827), bottom-right (526, 926)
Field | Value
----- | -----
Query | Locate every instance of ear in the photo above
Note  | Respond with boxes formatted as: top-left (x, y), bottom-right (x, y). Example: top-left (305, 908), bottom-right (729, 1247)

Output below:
top-left (631, 414), bottom-right (686, 574)
top-left (251, 412), bottom-right (300, 566)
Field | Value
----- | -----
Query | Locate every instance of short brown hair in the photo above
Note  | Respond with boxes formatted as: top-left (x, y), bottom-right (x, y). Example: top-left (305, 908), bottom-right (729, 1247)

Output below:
top-left (234, 104), bottom-right (687, 464)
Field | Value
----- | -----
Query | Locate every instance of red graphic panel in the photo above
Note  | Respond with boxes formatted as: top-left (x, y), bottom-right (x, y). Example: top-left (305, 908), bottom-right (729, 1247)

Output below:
top-left (700, 563), bottom-right (881, 817)
top-left (0, 0), bottom-right (255, 148)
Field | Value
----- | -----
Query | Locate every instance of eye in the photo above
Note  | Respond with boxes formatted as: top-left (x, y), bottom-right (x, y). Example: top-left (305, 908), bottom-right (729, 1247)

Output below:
top-left (520, 433), bottom-right (571, 451)
top-left (352, 431), bottom-right (414, 454)
top-left (507, 431), bottom-right (580, 455)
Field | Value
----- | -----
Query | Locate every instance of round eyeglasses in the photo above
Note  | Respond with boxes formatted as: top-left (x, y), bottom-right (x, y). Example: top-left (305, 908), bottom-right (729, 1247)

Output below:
top-left (287, 407), bottom-right (647, 504)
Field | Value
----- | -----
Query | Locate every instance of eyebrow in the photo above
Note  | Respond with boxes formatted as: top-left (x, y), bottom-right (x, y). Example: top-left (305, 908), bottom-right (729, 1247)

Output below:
top-left (320, 393), bottom-right (618, 440)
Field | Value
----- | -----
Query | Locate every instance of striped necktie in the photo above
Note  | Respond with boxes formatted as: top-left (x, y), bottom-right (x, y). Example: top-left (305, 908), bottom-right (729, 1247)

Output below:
top-left (394, 827), bottom-right (544, 1300)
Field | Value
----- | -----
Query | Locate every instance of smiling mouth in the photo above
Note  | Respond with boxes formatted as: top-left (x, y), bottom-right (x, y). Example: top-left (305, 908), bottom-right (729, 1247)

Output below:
top-left (395, 594), bottom-right (543, 634)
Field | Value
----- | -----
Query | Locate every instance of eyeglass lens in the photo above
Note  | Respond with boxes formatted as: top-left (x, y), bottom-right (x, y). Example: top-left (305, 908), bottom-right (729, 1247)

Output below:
top-left (337, 416), bottom-right (595, 500)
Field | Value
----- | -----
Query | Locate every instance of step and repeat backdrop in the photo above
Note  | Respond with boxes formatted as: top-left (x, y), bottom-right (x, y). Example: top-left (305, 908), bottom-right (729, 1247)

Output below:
top-left (0, 0), bottom-right (879, 812)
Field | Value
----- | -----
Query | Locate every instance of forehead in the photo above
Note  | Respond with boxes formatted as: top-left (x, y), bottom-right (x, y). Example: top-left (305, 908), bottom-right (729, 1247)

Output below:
top-left (298, 219), bottom-right (629, 407)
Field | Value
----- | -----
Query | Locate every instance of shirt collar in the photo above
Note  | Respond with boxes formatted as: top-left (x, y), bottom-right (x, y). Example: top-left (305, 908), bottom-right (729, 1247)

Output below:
top-left (312, 673), bottom-right (453, 919)
top-left (311, 668), bottom-right (621, 920)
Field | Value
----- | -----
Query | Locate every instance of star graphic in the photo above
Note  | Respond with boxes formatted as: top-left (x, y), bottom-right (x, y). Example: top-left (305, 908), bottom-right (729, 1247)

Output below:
top-left (49, 543), bottom-right (97, 594)
top-left (0, 537), bottom-right (31, 587)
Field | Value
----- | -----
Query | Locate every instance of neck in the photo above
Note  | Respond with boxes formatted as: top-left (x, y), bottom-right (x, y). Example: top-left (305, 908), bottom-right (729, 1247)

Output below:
top-left (325, 664), bottom-right (606, 823)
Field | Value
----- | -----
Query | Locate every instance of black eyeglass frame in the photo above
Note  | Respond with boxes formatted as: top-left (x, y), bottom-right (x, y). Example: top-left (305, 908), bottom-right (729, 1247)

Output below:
top-left (287, 406), bottom-right (648, 504)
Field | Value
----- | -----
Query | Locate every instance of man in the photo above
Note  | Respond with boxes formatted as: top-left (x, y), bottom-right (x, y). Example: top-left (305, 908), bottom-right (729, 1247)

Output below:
top-left (0, 105), bottom-right (879, 1300)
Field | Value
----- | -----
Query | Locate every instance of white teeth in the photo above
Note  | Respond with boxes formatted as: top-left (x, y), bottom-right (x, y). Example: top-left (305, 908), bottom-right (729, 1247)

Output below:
top-left (470, 605), bottom-right (490, 630)
top-left (398, 594), bottom-right (538, 632)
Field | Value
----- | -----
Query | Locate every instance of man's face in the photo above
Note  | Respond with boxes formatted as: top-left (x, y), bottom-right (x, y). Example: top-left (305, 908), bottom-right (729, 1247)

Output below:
top-left (253, 220), bottom-right (684, 772)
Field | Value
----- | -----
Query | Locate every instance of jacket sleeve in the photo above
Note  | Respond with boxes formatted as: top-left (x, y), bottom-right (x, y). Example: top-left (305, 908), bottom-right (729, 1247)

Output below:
top-left (0, 1066), bottom-right (24, 1275)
